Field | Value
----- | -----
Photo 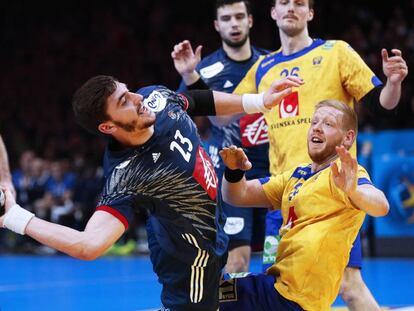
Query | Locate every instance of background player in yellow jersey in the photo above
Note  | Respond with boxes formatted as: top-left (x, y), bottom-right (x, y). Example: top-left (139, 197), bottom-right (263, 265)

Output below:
top-left (232, 0), bottom-right (408, 309)
top-left (219, 100), bottom-right (389, 311)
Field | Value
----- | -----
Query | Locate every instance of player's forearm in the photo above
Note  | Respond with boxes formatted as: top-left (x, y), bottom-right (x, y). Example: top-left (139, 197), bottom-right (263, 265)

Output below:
top-left (222, 178), bottom-right (271, 208)
top-left (379, 80), bottom-right (401, 110)
top-left (25, 217), bottom-right (105, 260)
top-left (347, 185), bottom-right (389, 217)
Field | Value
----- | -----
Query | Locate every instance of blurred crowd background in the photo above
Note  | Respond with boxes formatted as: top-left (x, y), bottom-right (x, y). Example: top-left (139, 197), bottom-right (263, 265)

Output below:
top-left (0, 0), bottom-right (413, 255)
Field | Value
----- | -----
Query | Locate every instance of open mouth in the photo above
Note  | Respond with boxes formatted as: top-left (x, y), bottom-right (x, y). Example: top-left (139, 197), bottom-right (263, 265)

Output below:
top-left (138, 105), bottom-right (150, 115)
top-left (311, 136), bottom-right (324, 144)
top-left (230, 31), bottom-right (242, 38)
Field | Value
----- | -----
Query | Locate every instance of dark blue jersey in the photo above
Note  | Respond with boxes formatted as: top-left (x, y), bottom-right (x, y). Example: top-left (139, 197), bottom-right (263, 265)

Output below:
top-left (97, 86), bottom-right (228, 265)
top-left (178, 47), bottom-right (270, 180)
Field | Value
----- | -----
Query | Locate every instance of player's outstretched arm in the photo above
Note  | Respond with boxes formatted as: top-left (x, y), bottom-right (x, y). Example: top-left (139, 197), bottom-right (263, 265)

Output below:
top-left (171, 40), bottom-right (203, 86)
top-left (380, 48), bottom-right (408, 110)
top-left (331, 146), bottom-right (389, 217)
top-left (213, 76), bottom-right (304, 115)
top-left (0, 188), bottom-right (125, 260)
top-left (220, 146), bottom-right (272, 208)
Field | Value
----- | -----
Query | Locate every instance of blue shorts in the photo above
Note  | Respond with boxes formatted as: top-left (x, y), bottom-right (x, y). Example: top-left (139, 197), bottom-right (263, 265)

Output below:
top-left (263, 210), bottom-right (362, 271)
top-left (222, 195), bottom-right (267, 251)
top-left (147, 223), bottom-right (226, 311)
top-left (219, 273), bottom-right (303, 311)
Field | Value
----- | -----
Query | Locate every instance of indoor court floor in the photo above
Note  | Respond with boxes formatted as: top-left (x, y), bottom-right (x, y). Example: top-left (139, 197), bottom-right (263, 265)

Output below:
top-left (0, 255), bottom-right (413, 310)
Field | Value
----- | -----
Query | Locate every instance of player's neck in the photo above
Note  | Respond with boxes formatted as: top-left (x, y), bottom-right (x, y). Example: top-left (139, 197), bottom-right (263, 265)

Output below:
top-left (279, 30), bottom-right (313, 56)
top-left (113, 126), bottom-right (154, 148)
top-left (222, 39), bottom-right (252, 62)
top-left (311, 153), bottom-right (338, 173)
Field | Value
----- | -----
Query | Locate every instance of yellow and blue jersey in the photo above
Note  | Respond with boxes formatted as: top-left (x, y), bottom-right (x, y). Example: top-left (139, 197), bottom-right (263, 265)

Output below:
top-left (234, 39), bottom-right (382, 175)
top-left (260, 162), bottom-right (371, 310)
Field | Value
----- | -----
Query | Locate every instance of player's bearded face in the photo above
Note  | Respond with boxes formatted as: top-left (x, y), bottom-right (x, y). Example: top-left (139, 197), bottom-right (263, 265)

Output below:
top-left (307, 108), bottom-right (345, 164)
top-left (113, 105), bottom-right (156, 132)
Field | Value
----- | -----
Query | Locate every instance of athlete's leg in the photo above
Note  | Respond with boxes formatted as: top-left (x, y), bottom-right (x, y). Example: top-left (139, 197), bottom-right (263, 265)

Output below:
top-left (219, 273), bottom-right (303, 311)
top-left (339, 233), bottom-right (380, 311)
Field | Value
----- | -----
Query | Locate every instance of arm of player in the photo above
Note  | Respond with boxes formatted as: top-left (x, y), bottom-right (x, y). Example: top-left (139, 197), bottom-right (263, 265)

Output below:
top-left (171, 40), bottom-right (203, 86)
top-left (213, 76), bottom-right (303, 115)
top-left (0, 135), bottom-right (16, 198)
top-left (379, 48), bottom-right (408, 110)
top-left (220, 146), bottom-right (272, 208)
top-left (0, 188), bottom-right (125, 260)
top-left (331, 146), bottom-right (389, 217)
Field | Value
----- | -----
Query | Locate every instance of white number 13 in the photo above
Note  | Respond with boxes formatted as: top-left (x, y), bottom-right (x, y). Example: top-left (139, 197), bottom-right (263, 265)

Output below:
top-left (170, 130), bottom-right (193, 162)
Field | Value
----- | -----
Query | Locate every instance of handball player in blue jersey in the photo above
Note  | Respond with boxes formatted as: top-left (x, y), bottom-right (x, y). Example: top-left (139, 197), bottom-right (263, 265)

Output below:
top-left (172, 0), bottom-right (270, 273)
top-left (0, 74), bottom-right (302, 310)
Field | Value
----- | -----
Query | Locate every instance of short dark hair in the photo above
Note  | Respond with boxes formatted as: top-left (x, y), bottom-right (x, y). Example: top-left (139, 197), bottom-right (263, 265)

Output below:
top-left (215, 0), bottom-right (252, 16)
top-left (271, 0), bottom-right (314, 9)
top-left (72, 75), bottom-right (117, 135)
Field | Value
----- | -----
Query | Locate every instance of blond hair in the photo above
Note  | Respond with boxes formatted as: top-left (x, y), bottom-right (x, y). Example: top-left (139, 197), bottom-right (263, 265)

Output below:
top-left (315, 100), bottom-right (358, 133)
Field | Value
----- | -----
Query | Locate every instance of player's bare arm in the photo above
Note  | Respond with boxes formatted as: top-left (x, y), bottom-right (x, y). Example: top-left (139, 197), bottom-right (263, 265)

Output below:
top-left (0, 188), bottom-right (125, 260)
top-left (171, 40), bottom-right (203, 85)
top-left (220, 146), bottom-right (272, 208)
top-left (331, 146), bottom-right (389, 217)
top-left (380, 48), bottom-right (408, 110)
top-left (213, 76), bottom-right (304, 115)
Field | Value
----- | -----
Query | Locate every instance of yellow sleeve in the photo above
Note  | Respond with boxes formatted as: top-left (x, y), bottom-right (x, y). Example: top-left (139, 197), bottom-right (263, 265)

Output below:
top-left (261, 169), bottom-right (292, 210)
top-left (233, 56), bottom-right (264, 95)
top-left (337, 40), bottom-right (382, 101)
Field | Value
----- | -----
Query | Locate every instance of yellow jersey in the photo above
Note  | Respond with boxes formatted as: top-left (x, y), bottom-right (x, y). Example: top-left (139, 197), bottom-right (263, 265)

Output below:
top-left (234, 39), bottom-right (382, 175)
top-left (261, 162), bottom-right (370, 311)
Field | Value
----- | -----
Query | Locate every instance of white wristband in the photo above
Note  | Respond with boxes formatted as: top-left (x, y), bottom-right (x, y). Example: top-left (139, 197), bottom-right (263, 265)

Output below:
top-left (242, 93), bottom-right (269, 114)
top-left (3, 204), bottom-right (35, 235)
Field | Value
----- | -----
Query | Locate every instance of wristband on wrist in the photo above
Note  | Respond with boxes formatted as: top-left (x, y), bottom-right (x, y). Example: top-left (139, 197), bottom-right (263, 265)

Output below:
top-left (3, 204), bottom-right (35, 235)
top-left (224, 167), bottom-right (245, 183)
top-left (242, 93), bottom-right (269, 114)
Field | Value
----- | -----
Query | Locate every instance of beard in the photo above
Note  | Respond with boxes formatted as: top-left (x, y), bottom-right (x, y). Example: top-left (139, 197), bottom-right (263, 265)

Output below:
top-left (113, 118), bottom-right (155, 133)
top-left (308, 139), bottom-right (342, 164)
top-left (221, 32), bottom-right (249, 48)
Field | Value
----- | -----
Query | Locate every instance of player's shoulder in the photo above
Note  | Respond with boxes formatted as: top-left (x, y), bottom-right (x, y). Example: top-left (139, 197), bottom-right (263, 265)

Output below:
top-left (199, 48), bottom-right (226, 67)
top-left (321, 39), bottom-right (354, 52)
top-left (289, 164), bottom-right (312, 180)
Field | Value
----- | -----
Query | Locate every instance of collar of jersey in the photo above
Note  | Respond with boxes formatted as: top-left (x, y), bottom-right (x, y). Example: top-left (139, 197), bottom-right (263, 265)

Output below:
top-left (274, 38), bottom-right (325, 62)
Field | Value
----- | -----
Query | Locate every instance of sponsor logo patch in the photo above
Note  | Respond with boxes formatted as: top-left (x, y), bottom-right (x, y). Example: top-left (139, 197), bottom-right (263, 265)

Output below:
top-left (224, 217), bottom-right (244, 235)
top-left (200, 62), bottom-right (224, 79)
top-left (192, 146), bottom-right (218, 200)
top-left (240, 113), bottom-right (269, 147)
top-left (279, 92), bottom-right (299, 118)
top-left (152, 153), bottom-right (161, 163)
top-left (219, 279), bottom-right (238, 302)
top-left (144, 91), bottom-right (167, 112)
top-left (263, 235), bottom-right (280, 265)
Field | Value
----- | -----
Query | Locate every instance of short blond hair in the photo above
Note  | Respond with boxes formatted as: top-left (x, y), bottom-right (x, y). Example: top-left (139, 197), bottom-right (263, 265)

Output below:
top-left (315, 100), bottom-right (358, 133)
